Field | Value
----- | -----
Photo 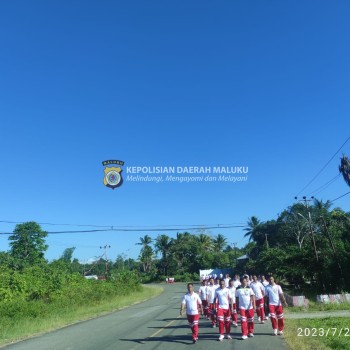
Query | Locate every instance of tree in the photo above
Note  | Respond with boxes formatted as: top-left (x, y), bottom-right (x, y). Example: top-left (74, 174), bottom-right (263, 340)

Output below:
top-left (154, 234), bottom-right (172, 275)
top-left (339, 155), bottom-right (350, 187)
top-left (244, 216), bottom-right (261, 242)
top-left (212, 234), bottom-right (227, 252)
top-left (137, 235), bottom-right (154, 273)
top-left (136, 235), bottom-right (152, 248)
top-left (60, 247), bottom-right (76, 263)
top-left (8, 221), bottom-right (48, 269)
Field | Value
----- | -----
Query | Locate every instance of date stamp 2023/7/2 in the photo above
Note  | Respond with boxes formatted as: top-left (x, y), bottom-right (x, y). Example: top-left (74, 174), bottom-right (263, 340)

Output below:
top-left (297, 328), bottom-right (350, 337)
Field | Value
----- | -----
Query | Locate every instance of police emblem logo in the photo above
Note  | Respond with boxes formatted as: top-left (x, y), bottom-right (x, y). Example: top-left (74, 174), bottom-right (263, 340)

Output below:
top-left (102, 160), bottom-right (124, 190)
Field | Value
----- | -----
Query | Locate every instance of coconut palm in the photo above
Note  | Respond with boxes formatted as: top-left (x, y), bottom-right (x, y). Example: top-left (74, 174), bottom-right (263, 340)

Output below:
top-left (154, 234), bottom-right (172, 275)
top-left (244, 216), bottom-right (261, 242)
top-left (212, 234), bottom-right (227, 252)
top-left (339, 155), bottom-right (350, 187)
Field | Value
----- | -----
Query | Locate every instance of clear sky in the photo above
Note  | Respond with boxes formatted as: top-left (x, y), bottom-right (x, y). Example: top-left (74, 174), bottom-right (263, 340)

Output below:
top-left (1, 1), bottom-right (350, 263)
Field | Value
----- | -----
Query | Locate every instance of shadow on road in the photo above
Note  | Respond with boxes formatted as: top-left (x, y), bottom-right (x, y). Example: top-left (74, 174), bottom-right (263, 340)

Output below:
top-left (120, 335), bottom-right (196, 345)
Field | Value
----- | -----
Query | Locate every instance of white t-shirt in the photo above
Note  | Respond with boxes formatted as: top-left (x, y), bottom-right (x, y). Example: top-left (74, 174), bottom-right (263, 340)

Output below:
top-left (207, 285), bottom-right (218, 303)
top-left (265, 284), bottom-right (283, 306)
top-left (198, 285), bottom-right (207, 300)
top-left (182, 292), bottom-right (202, 315)
top-left (235, 286), bottom-right (255, 310)
top-left (224, 277), bottom-right (230, 288)
top-left (233, 279), bottom-right (241, 288)
top-left (228, 286), bottom-right (236, 304)
top-left (250, 281), bottom-right (265, 300)
top-left (214, 287), bottom-right (231, 309)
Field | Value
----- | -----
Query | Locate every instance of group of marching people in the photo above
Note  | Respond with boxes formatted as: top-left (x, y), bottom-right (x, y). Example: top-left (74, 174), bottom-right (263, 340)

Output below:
top-left (180, 274), bottom-right (288, 344)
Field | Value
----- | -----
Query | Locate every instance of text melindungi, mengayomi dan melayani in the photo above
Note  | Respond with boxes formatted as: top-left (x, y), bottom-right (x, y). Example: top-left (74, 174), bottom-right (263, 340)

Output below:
top-left (125, 166), bottom-right (248, 174)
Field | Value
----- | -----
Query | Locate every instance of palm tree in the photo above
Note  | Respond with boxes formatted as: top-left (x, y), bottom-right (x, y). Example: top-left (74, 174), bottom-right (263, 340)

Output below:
top-left (136, 235), bottom-right (152, 248)
top-left (136, 235), bottom-right (153, 272)
top-left (212, 234), bottom-right (227, 252)
top-left (244, 216), bottom-right (261, 242)
top-left (154, 235), bottom-right (172, 275)
top-left (196, 233), bottom-right (213, 253)
top-left (339, 155), bottom-right (350, 187)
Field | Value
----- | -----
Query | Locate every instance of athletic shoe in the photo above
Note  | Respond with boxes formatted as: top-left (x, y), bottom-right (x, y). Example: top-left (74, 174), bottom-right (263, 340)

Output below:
top-left (264, 316), bottom-right (268, 320)
top-left (232, 322), bottom-right (238, 327)
top-left (260, 320), bottom-right (265, 324)
top-left (226, 334), bottom-right (232, 339)
top-left (257, 317), bottom-right (261, 322)
top-left (242, 335), bottom-right (248, 340)
top-left (248, 333), bottom-right (254, 337)
top-left (278, 330), bottom-right (283, 335)
top-left (218, 335), bottom-right (224, 341)
top-left (212, 324), bottom-right (216, 328)
top-left (273, 329), bottom-right (278, 336)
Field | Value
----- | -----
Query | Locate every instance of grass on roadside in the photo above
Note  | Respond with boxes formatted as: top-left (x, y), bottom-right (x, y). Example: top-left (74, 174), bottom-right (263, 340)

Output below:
top-left (285, 301), bottom-right (350, 313)
top-left (0, 284), bottom-right (163, 346)
top-left (284, 317), bottom-right (350, 350)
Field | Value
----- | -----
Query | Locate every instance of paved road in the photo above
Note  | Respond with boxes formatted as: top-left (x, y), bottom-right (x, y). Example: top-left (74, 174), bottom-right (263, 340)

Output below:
top-left (2, 283), bottom-right (288, 350)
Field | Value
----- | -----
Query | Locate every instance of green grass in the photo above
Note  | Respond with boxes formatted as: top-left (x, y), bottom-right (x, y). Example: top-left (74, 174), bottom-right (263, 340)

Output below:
top-left (285, 301), bottom-right (350, 313)
top-left (284, 317), bottom-right (350, 350)
top-left (0, 284), bottom-right (163, 346)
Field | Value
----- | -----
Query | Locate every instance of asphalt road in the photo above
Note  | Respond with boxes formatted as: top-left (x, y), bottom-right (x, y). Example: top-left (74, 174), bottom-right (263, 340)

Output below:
top-left (2, 283), bottom-right (288, 350)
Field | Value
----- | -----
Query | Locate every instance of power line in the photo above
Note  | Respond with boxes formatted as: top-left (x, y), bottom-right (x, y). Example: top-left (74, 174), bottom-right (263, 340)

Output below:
top-left (297, 136), bottom-right (350, 196)
top-left (0, 220), bottom-right (245, 228)
top-left (330, 191), bottom-right (350, 203)
top-left (0, 224), bottom-right (246, 235)
top-left (306, 174), bottom-right (341, 196)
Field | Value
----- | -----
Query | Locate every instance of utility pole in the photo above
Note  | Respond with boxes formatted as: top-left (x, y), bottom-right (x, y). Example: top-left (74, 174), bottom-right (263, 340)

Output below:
top-left (264, 234), bottom-right (269, 249)
top-left (100, 245), bottom-right (111, 277)
top-left (295, 196), bottom-right (319, 262)
top-left (232, 242), bottom-right (237, 268)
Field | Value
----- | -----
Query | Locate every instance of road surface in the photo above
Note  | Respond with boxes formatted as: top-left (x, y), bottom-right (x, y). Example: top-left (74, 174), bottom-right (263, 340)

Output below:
top-left (2, 283), bottom-right (288, 350)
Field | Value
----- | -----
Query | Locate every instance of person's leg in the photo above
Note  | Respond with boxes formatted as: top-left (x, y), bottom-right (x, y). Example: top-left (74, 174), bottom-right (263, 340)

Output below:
top-left (276, 305), bottom-right (284, 333)
top-left (258, 298), bottom-right (265, 321)
top-left (239, 309), bottom-right (248, 337)
top-left (217, 308), bottom-right (225, 337)
top-left (247, 308), bottom-right (254, 335)
top-left (269, 305), bottom-right (278, 334)
top-left (224, 309), bottom-right (231, 336)
top-left (193, 314), bottom-right (199, 340)
top-left (231, 304), bottom-right (238, 325)
top-left (210, 303), bottom-right (216, 326)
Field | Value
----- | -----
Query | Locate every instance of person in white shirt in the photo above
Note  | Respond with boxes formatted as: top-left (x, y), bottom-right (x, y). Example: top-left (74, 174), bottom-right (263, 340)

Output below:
top-left (235, 276), bottom-right (256, 340)
top-left (224, 274), bottom-right (230, 288)
top-left (228, 279), bottom-right (238, 327)
top-left (214, 279), bottom-right (233, 341)
top-left (251, 275), bottom-right (266, 323)
top-left (180, 283), bottom-right (203, 344)
top-left (206, 278), bottom-right (218, 327)
top-left (260, 275), bottom-right (269, 319)
top-left (265, 276), bottom-right (288, 336)
top-left (233, 274), bottom-right (241, 288)
top-left (198, 280), bottom-right (209, 318)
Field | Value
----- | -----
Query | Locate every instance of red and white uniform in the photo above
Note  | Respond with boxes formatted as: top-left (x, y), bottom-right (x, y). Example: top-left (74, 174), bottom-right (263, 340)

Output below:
top-left (251, 281), bottom-right (265, 320)
top-left (235, 286), bottom-right (255, 336)
top-left (198, 285), bottom-right (208, 317)
top-left (214, 287), bottom-right (232, 336)
top-left (265, 284), bottom-right (285, 332)
top-left (182, 292), bottom-right (202, 341)
top-left (207, 285), bottom-right (218, 325)
top-left (228, 286), bottom-right (238, 324)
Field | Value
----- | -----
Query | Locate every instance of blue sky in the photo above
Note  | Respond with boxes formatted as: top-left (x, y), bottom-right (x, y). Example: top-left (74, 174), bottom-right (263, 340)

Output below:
top-left (1, 1), bottom-right (350, 263)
